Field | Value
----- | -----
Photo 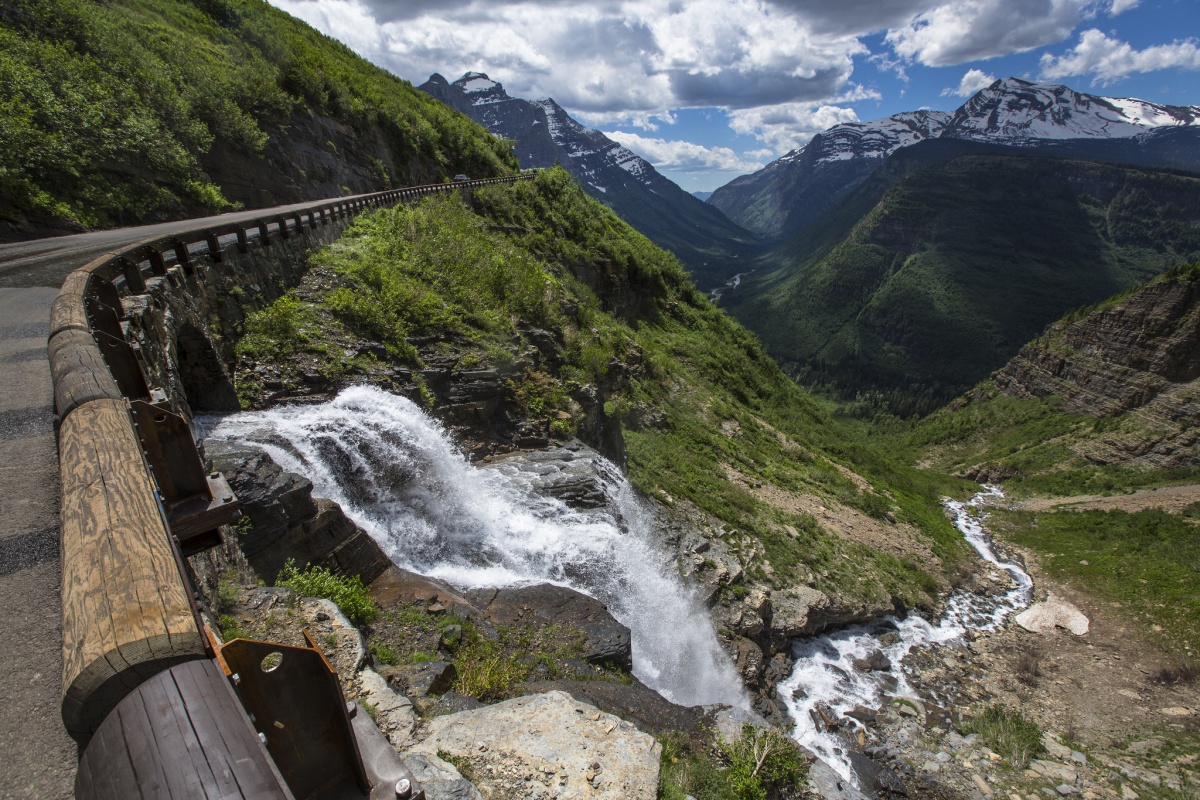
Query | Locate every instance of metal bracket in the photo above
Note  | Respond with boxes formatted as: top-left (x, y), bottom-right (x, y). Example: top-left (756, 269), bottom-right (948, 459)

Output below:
top-left (128, 400), bottom-right (240, 554)
top-left (214, 631), bottom-right (424, 800)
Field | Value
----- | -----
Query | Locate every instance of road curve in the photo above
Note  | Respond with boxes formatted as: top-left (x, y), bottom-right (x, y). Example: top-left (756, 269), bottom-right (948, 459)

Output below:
top-left (0, 191), bottom-right (390, 290)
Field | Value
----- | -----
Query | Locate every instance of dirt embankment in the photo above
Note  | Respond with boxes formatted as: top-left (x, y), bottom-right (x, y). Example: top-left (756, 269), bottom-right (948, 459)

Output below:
top-left (1009, 483), bottom-right (1200, 514)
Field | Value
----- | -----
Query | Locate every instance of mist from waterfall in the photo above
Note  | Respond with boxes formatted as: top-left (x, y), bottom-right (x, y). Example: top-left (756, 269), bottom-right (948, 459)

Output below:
top-left (201, 385), bottom-right (745, 708)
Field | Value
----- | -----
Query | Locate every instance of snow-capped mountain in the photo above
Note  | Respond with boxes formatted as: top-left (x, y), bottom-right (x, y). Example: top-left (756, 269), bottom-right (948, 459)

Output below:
top-left (710, 77), bottom-right (1200, 240)
top-left (419, 72), bottom-right (755, 283)
top-left (806, 110), bottom-right (952, 165)
top-left (944, 77), bottom-right (1199, 141)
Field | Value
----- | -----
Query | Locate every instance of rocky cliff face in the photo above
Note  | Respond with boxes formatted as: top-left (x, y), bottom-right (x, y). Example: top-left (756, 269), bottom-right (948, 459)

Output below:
top-left (992, 267), bottom-right (1200, 467)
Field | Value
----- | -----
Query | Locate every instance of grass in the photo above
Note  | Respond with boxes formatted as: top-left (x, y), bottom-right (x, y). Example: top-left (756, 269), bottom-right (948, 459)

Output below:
top-left (963, 704), bottom-right (1045, 768)
top-left (991, 508), bottom-right (1200, 654)
top-left (364, 600), bottom-right (606, 704)
top-left (275, 559), bottom-right (378, 626)
top-left (658, 725), bottom-right (809, 800)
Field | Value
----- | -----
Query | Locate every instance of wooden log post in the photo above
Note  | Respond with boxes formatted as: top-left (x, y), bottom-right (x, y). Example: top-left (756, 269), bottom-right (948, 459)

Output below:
top-left (58, 398), bottom-right (206, 741)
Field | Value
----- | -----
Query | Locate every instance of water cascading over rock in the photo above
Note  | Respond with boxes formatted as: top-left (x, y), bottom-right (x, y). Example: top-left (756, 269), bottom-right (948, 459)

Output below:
top-left (202, 385), bottom-right (745, 708)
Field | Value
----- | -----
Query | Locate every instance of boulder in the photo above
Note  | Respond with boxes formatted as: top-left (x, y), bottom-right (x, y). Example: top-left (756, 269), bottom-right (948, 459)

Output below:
top-left (379, 661), bottom-right (458, 698)
top-left (1015, 594), bottom-right (1090, 636)
top-left (355, 668), bottom-right (418, 750)
top-left (407, 690), bottom-right (660, 800)
top-left (521, 679), bottom-right (705, 737)
top-left (404, 752), bottom-right (484, 800)
top-left (465, 584), bottom-right (632, 671)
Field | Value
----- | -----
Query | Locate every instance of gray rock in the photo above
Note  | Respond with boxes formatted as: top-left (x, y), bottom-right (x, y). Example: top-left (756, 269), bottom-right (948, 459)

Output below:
top-left (379, 661), bottom-right (457, 698)
top-left (853, 650), bottom-right (892, 672)
top-left (849, 751), bottom-right (908, 797)
top-left (1056, 785), bottom-right (1081, 797)
top-left (465, 583), bottom-right (632, 671)
top-left (404, 752), bottom-right (483, 800)
top-left (409, 690), bottom-right (660, 800)
top-left (808, 758), bottom-right (871, 800)
top-left (355, 668), bottom-right (417, 750)
top-left (205, 440), bottom-right (390, 582)
top-left (481, 441), bottom-right (611, 508)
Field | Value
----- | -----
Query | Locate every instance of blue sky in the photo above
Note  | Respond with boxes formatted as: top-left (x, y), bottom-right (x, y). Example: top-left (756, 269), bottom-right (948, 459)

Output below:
top-left (270, 0), bottom-right (1200, 192)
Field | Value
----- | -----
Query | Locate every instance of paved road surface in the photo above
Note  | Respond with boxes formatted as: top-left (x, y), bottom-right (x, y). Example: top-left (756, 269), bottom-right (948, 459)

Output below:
top-left (0, 287), bottom-right (76, 799)
top-left (0, 195), bottom-right (373, 797)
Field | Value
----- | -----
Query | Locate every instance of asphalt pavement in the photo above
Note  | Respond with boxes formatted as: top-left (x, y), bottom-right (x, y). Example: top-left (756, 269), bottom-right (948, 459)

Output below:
top-left (0, 286), bottom-right (76, 799)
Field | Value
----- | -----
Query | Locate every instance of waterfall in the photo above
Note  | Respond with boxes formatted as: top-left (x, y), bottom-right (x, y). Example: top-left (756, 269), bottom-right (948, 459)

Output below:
top-left (779, 486), bottom-right (1033, 784)
top-left (201, 386), bottom-right (745, 708)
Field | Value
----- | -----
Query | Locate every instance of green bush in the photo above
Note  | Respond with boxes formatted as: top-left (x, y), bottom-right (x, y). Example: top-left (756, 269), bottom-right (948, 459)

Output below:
top-left (659, 725), bottom-right (808, 800)
top-left (275, 559), bottom-right (377, 626)
top-left (963, 704), bottom-right (1045, 767)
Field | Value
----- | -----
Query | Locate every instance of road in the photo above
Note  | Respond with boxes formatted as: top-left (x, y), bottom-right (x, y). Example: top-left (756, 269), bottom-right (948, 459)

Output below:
top-left (0, 193), bottom-right (385, 290)
top-left (0, 195), bottom-right (375, 798)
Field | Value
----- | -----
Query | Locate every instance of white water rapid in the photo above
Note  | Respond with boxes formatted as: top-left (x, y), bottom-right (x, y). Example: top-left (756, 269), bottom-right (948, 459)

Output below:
top-left (779, 486), bottom-right (1034, 784)
top-left (201, 386), bottom-right (745, 708)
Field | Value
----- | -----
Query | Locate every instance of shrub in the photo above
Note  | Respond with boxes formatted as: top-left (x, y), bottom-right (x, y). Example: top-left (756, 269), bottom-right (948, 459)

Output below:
top-left (964, 704), bottom-right (1045, 767)
top-left (275, 559), bottom-right (377, 626)
top-left (658, 725), bottom-right (808, 800)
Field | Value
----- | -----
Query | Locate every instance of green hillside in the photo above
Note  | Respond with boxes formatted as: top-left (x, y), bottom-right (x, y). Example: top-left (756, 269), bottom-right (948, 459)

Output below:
top-left (727, 155), bottom-right (1200, 417)
top-left (889, 261), bottom-right (1200, 497)
top-left (0, 0), bottom-right (516, 238)
top-left (234, 167), bottom-right (974, 613)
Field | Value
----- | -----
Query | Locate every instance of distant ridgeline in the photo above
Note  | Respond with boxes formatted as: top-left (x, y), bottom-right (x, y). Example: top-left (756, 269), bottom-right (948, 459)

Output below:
top-left (905, 262), bottom-right (1200, 495)
top-left (0, 0), bottom-right (516, 241)
top-left (711, 78), bottom-right (1200, 417)
top-left (419, 72), bottom-right (758, 287)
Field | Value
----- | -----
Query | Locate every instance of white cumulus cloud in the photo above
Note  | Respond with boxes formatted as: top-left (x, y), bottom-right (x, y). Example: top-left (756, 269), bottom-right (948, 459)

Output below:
top-left (941, 68), bottom-right (996, 96)
top-left (604, 131), bottom-right (767, 173)
top-left (728, 103), bottom-right (862, 153)
top-left (1040, 29), bottom-right (1200, 84)
top-left (1109, 0), bottom-right (1139, 14)
top-left (885, 0), bottom-right (1091, 67)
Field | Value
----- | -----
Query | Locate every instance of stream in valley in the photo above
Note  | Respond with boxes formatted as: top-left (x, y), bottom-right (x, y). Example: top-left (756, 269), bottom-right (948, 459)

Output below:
top-left (780, 486), bottom-right (1035, 783)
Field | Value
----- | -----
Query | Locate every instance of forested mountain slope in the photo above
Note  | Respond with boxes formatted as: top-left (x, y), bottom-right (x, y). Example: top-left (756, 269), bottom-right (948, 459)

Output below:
top-left (902, 262), bottom-right (1200, 495)
top-left (0, 0), bottom-right (516, 241)
top-left (726, 154), bottom-right (1200, 417)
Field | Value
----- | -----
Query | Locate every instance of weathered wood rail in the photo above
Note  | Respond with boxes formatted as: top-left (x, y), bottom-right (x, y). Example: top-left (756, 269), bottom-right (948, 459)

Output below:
top-left (48, 175), bottom-right (529, 747)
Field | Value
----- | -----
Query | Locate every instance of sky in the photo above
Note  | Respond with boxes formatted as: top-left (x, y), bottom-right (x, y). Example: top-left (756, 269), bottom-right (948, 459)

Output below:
top-left (269, 0), bottom-right (1200, 192)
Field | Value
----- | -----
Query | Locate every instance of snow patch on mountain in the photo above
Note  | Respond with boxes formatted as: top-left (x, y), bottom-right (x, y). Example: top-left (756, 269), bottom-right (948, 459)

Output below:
top-left (461, 73), bottom-right (499, 94)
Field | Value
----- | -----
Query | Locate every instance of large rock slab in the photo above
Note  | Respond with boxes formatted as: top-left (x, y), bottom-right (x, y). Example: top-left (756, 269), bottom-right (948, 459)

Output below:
top-left (408, 690), bottom-right (660, 800)
top-left (465, 584), bottom-right (632, 671)
top-left (1015, 594), bottom-right (1090, 636)
top-left (481, 440), bottom-right (611, 508)
top-left (205, 440), bottom-right (390, 582)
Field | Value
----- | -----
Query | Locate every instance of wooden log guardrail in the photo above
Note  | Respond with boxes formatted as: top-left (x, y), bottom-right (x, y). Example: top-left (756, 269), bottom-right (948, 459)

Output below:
top-left (49, 174), bottom-right (531, 740)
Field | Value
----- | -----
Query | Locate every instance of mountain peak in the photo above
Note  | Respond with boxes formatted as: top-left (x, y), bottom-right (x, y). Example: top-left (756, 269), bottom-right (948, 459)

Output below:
top-left (949, 76), bottom-right (1200, 141)
top-left (452, 72), bottom-right (509, 104)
